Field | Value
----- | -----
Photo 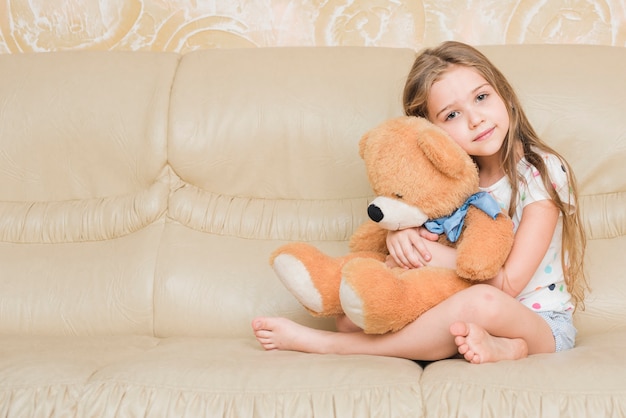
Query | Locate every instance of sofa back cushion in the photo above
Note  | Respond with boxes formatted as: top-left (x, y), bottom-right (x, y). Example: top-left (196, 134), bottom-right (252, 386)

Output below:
top-left (0, 52), bottom-right (178, 335)
top-left (156, 47), bottom-right (415, 337)
top-left (1, 45), bottom-right (623, 339)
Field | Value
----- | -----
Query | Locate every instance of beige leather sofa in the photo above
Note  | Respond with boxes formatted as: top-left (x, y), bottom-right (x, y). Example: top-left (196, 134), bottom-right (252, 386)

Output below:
top-left (0, 44), bottom-right (624, 417)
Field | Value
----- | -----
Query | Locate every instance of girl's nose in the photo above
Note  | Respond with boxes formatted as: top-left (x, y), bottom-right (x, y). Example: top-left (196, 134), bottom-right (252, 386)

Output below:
top-left (468, 110), bottom-right (484, 128)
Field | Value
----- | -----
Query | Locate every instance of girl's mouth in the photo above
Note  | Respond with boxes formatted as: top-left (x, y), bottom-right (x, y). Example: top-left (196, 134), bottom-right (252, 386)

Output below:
top-left (474, 127), bottom-right (495, 142)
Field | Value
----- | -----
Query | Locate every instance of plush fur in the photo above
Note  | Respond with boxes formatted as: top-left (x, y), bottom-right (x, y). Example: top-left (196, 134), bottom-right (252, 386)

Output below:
top-left (270, 116), bottom-right (514, 334)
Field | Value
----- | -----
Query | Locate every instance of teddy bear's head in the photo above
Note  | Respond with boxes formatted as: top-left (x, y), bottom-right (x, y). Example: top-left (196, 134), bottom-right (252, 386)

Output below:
top-left (359, 116), bottom-right (480, 231)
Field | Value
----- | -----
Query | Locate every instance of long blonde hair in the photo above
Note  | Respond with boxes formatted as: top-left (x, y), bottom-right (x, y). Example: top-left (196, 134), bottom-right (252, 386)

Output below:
top-left (403, 41), bottom-right (588, 308)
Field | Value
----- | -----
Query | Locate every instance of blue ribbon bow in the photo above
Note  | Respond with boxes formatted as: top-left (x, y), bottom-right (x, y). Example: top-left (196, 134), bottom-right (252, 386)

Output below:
top-left (423, 191), bottom-right (502, 243)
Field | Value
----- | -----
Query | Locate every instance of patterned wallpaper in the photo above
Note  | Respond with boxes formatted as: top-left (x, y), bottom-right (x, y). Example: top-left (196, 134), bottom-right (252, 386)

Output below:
top-left (0, 0), bottom-right (624, 54)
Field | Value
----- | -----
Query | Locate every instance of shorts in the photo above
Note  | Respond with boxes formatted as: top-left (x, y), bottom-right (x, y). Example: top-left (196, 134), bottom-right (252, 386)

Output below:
top-left (537, 310), bottom-right (577, 352)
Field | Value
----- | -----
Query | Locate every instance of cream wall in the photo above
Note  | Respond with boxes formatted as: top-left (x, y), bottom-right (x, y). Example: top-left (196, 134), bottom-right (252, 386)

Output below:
top-left (0, 0), bottom-right (624, 53)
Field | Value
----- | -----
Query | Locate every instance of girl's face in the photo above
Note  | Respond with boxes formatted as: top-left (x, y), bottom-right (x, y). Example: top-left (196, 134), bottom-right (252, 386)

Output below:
top-left (426, 65), bottom-right (509, 159)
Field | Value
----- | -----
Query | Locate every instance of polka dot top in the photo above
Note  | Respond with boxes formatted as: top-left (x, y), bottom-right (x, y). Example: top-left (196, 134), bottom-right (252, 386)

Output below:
top-left (480, 150), bottom-right (575, 313)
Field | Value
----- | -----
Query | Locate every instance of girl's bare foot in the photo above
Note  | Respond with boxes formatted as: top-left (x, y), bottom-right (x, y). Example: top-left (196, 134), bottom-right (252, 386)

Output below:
top-left (252, 317), bottom-right (334, 353)
top-left (449, 321), bottom-right (528, 364)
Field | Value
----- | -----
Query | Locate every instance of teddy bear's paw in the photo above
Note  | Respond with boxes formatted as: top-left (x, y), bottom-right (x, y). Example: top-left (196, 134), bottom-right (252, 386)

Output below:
top-left (338, 280), bottom-right (366, 330)
top-left (339, 276), bottom-right (403, 334)
top-left (272, 253), bottom-right (325, 314)
top-left (339, 259), bottom-right (411, 334)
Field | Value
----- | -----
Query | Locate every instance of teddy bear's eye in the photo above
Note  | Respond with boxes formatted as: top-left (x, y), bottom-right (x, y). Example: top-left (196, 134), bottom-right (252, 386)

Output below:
top-left (394, 193), bottom-right (404, 199)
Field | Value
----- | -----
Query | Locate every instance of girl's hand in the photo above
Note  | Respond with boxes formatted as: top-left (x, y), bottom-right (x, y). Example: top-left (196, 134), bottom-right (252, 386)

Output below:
top-left (386, 227), bottom-right (439, 269)
top-left (384, 254), bottom-right (401, 269)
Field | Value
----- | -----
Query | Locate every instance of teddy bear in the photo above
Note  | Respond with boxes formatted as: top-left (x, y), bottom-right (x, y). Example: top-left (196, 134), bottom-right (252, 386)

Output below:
top-left (270, 116), bottom-right (514, 334)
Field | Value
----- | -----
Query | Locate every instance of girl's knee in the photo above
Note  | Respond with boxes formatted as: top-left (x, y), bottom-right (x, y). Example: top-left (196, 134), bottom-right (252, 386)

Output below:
top-left (470, 283), bottom-right (503, 300)
top-left (458, 284), bottom-right (509, 320)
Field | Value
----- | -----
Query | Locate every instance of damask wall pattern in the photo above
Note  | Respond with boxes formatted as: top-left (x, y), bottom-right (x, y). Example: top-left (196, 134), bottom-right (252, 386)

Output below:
top-left (0, 0), bottom-right (624, 54)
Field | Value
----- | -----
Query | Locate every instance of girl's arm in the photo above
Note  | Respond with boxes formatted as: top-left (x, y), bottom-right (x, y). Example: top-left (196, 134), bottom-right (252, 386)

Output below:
top-left (386, 227), bottom-right (448, 268)
top-left (487, 199), bottom-right (559, 297)
top-left (386, 199), bottom-right (559, 299)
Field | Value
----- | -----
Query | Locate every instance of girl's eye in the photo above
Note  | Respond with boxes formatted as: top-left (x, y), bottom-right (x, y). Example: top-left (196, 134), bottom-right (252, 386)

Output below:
top-left (476, 93), bottom-right (488, 102)
top-left (445, 111), bottom-right (459, 121)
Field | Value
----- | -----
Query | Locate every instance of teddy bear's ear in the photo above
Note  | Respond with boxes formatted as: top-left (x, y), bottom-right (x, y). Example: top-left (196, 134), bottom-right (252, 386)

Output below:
top-left (358, 131), bottom-right (369, 159)
top-left (415, 118), bottom-right (472, 179)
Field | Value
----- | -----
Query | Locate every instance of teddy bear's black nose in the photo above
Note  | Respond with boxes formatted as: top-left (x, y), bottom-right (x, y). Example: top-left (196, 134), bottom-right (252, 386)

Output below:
top-left (368, 204), bottom-right (384, 222)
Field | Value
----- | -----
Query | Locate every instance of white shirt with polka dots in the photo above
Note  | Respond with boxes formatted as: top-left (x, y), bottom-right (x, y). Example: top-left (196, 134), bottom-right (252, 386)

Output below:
top-left (480, 150), bottom-right (575, 313)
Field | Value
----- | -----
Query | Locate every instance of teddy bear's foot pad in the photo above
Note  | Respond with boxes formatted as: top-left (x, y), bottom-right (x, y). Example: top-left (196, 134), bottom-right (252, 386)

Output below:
top-left (338, 280), bottom-right (366, 330)
top-left (272, 253), bottom-right (324, 314)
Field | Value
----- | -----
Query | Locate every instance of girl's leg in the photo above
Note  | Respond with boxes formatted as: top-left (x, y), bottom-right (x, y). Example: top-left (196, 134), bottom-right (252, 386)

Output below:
top-left (252, 284), bottom-right (555, 363)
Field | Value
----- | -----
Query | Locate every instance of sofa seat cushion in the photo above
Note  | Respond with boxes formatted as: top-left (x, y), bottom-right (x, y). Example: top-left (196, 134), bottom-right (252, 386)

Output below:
top-left (1, 336), bottom-right (424, 417)
top-left (0, 335), bottom-right (160, 417)
top-left (419, 329), bottom-right (626, 417)
top-left (81, 338), bottom-right (423, 417)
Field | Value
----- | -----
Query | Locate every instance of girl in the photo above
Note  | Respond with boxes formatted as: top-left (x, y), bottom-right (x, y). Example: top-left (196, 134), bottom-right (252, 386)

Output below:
top-left (252, 41), bottom-right (588, 364)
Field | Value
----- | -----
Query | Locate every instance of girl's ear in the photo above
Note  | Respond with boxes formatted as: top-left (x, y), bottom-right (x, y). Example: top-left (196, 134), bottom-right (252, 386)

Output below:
top-left (413, 117), bottom-right (473, 179)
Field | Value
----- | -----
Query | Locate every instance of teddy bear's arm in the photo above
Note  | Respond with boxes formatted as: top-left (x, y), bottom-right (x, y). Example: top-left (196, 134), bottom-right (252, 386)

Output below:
top-left (348, 220), bottom-right (389, 255)
top-left (455, 207), bottom-right (514, 282)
